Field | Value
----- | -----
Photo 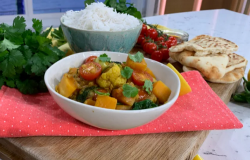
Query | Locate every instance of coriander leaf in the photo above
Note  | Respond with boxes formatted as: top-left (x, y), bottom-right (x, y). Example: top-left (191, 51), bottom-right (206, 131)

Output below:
top-left (104, 0), bottom-right (109, 5)
top-left (0, 50), bottom-right (26, 78)
top-left (0, 38), bottom-right (20, 52)
top-left (4, 78), bottom-right (16, 88)
top-left (40, 44), bottom-right (65, 60)
top-left (121, 66), bottom-right (133, 79)
top-left (84, 0), bottom-right (95, 6)
top-left (16, 79), bottom-right (39, 94)
top-left (128, 51), bottom-right (144, 62)
top-left (24, 34), bottom-right (39, 52)
top-left (13, 16), bottom-right (26, 33)
top-left (94, 90), bottom-right (110, 96)
top-left (30, 53), bottom-right (48, 76)
top-left (133, 11), bottom-right (142, 19)
top-left (132, 99), bottom-right (158, 110)
top-left (122, 84), bottom-right (138, 98)
top-left (32, 19), bottom-right (43, 35)
top-left (0, 59), bottom-right (15, 78)
top-left (22, 29), bottom-right (33, 39)
top-left (116, 3), bottom-right (127, 12)
top-left (36, 35), bottom-right (52, 46)
top-left (99, 53), bottom-right (111, 62)
top-left (18, 45), bottom-right (32, 59)
top-left (4, 27), bottom-right (24, 45)
top-left (0, 75), bottom-right (4, 88)
top-left (109, 0), bottom-right (117, 8)
top-left (9, 50), bottom-right (26, 66)
top-left (143, 80), bottom-right (153, 94)
top-left (0, 50), bottom-right (9, 62)
top-left (41, 26), bottom-right (52, 38)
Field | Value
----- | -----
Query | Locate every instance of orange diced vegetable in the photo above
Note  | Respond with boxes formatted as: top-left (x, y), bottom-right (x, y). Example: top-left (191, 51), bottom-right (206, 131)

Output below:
top-left (95, 95), bottom-right (117, 109)
top-left (68, 68), bottom-right (78, 74)
top-left (126, 56), bottom-right (147, 71)
top-left (84, 99), bottom-right (96, 106)
top-left (153, 81), bottom-right (171, 103)
top-left (57, 73), bottom-right (78, 98)
top-left (145, 67), bottom-right (156, 78)
top-left (112, 88), bottom-right (136, 107)
top-left (167, 63), bottom-right (192, 96)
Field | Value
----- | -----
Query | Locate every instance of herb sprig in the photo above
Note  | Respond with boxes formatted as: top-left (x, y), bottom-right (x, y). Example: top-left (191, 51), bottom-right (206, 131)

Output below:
top-left (0, 16), bottom-right (65, 94)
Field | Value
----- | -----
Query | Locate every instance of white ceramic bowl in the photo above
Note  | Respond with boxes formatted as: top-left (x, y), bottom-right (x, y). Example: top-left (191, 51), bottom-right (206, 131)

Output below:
top-left (44, 51), bottom-right (180, 130)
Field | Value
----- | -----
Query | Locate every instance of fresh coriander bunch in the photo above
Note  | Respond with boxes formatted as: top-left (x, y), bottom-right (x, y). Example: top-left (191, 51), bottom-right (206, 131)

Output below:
top-left (0, 16), bottom-right (65, 94)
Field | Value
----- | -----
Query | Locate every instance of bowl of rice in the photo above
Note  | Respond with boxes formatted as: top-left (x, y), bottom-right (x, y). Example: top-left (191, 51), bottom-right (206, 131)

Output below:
top-left (60, 2), bottom-right (142, 53)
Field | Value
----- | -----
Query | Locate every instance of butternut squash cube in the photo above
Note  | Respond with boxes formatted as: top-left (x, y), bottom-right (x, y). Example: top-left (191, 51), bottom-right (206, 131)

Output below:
top-left (57, 73), bottom-right (78, 98)
top-left (95, 95), bottom-right (117, 109)
top-left (153, 81), bottom-right (171, 103)
top-left (126, 56), bottom-right (147, 71)
top-left (84, 99), bottom-right (96, 106)
top-left (167, 63), bottom-right (192, 96)
top-left (112, 88), bottom-right (136, 107)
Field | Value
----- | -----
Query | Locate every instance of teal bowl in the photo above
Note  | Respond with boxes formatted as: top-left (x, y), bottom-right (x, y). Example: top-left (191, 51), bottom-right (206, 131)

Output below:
top-left (60, 16), bottom-right (142, 53)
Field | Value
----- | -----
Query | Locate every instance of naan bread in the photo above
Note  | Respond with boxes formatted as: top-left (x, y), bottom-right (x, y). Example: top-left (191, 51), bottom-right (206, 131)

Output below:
top-left (169, 35), bottom-right (238, 56)
top-left (183, 66), bottom-right (244, 83)
top-left (170, 50), bottom-right (229, 79)
top-left (226, 53), bottom-right (247, 73)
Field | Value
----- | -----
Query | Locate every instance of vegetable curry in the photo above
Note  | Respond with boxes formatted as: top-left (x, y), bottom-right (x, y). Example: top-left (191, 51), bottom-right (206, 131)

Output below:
top-left (56, 52), bottom-right (171, 110)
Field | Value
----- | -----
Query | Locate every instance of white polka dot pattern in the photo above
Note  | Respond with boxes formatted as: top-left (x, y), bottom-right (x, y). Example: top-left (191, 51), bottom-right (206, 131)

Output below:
top-left (0, 71), bottom-right (243, 137)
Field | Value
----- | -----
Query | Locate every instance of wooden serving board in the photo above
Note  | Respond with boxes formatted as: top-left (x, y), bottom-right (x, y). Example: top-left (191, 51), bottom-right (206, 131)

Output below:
top-left (0, 48), bottom-right (242, 160)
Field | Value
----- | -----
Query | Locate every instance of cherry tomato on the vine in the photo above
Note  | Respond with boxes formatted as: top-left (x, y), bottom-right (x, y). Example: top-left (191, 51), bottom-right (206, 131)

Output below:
top-left (160, 48), bottom-right (169, 61)
top-left (146, 28), bottom-right (158, 40)
top-left (140, 24), bottom-right (148, 35)
top-left (137, 35), bottom-right (145, 45)
top-left (151, 50), bottom-right (163, 62)
top-left (143, 42), bottom-right (157, 55)
top-left (156, 36), bottom-right (164, 42)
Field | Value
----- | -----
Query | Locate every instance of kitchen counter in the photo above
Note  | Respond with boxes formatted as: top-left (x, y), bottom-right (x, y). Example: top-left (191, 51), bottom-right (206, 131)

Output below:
top-left (145, 9), bottom-right (250, 160)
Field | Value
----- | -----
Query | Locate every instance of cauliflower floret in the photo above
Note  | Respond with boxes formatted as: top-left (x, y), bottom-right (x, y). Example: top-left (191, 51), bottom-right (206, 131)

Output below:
top-left (96, 64), bottom-right (126, 90)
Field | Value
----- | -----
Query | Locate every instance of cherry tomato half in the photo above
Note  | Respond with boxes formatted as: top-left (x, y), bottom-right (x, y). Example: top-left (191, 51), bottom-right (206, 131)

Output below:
top-left (151, 50), bottom-right (163, 62)
top-left (146, 28), bottom-right (158, 40)
top-left (160, 48), bottom-right (169, 61)
top-left (137, 35), bottom-right (145, 45)
top-left (140, 24), bottom-right (148, 35)
top-left (132, 70), bottom-right (153, 86)
top-left (143, 42), bottom-right (157, 55)
top-left (138, 89), bottom-right (149, 101)
top-left (85, 56), bottom-right (97, 63)
top-left (79, 62), bottom-right (102, 81)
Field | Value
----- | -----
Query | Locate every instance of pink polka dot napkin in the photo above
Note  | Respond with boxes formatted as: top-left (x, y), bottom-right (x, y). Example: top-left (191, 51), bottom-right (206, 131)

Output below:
top-left (0, 71), bottom-right (242, 137)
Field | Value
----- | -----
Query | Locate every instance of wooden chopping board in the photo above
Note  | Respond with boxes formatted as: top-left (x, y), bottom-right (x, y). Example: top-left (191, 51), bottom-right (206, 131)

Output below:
top-left (0, 47), bottom-right (242, 160)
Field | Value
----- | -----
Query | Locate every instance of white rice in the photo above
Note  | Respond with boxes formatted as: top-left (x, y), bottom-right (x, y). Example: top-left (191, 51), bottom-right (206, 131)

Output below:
top-left (62, 2), bottom-right (140, 31)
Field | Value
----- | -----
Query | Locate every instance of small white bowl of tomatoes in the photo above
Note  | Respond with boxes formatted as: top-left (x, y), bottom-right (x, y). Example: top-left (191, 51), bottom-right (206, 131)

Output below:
top-left (136, 23), bottom-right (189, 62)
